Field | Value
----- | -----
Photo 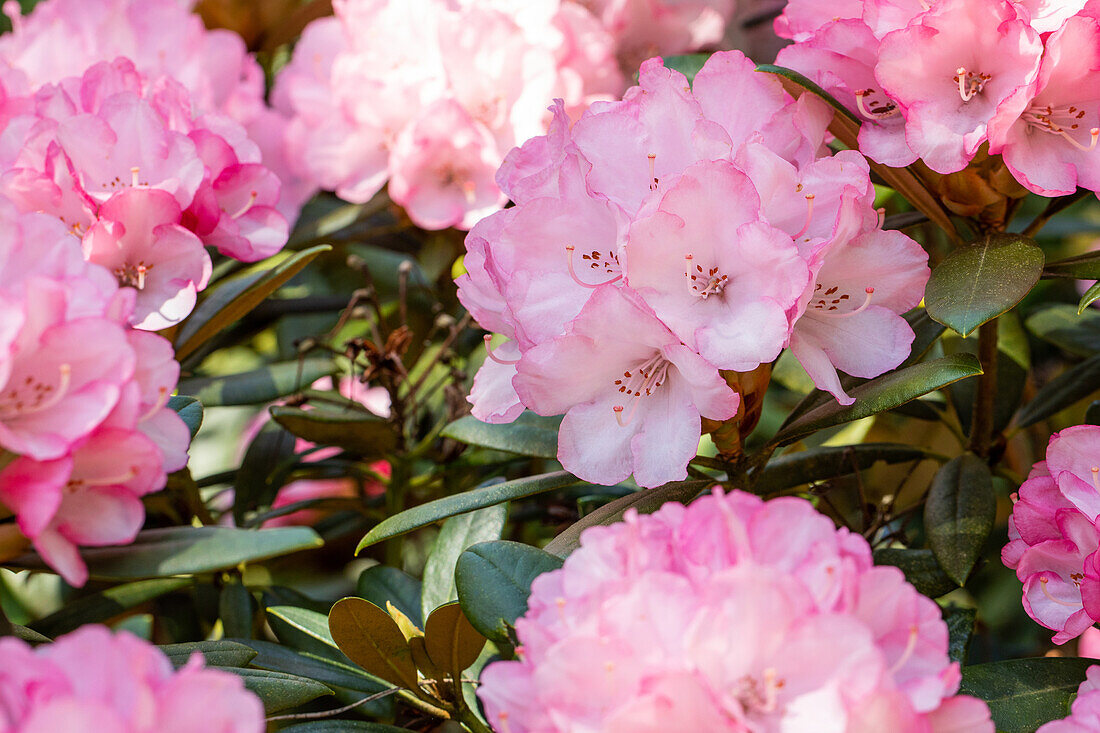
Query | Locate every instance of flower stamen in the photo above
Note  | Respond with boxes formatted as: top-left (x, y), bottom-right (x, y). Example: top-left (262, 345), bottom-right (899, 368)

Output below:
top-left (813, 286), bottom-right (875, 317)
top-left (888, 624), bottom-right (920, 675)
top-left (229, 191), bottom-right (259, 220)
top-left (565, 245), bottom-right (622, 288)
top-left (483, 335), bottom-right (520, 365)
top-left (855, 89), bottom-right (900, 120)
top-left (1040, 576), bottom-right (1080, 607)
top-left (793, 193), bottom-right (815, 239)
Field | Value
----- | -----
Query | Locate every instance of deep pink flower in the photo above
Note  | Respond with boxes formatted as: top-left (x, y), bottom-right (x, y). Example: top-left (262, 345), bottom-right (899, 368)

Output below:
top-left (513, 286), bottom-right (739, 487)
top-left (0, 625), bottom-right (264, 732)
top-left (874, 0), bottom-right (1043, 173)
top-left (479, 489), bottom-right (993, 732)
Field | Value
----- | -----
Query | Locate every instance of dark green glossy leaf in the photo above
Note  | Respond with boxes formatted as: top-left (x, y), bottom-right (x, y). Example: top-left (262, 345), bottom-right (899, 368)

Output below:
top-left (421, 505), bottom-right (507, 622)
top-left (663, 54), bottom-right (710, 83)
top-left (943, 606), bottom-right (976, 665)
top-left (168, 396), bottom-right (203, 440)
top-left (873, 548), bottom-right (957, 598)
top-left (30, 578), bottom-right (189, 638)
top-left (270, 405), bottom-right (397, 460)
top-left (925, 233), bottom-right (1044, 337)
top-left (213, 667), bottom-right (332, 714)
top-left (9, 526), bottom-right (322, 580)
top-left (441, 412), bottom-right (561, 459)
top-left (175, 245), bottom-right (331, 361)
top-left (234, 422), bottom-right (296, 525)
top-left (1043, 250), bottom-right (1100, 279)
top-left (240, 639), bottom-right (391, 698)
top-left (925, 454), bottom-right (995, 585)
top-left (356, 472), bottom-right (577, 552)
top-left (455, 541), bottom-right (563, 644)
top-left (160, 640), bottom-right (257, 669)
top-left (771, 355), bottom-right (983, 446)
top-left (220, 580), bottom-right (255, 639)
top-left (357, 566), bottom-right (423, 628)
top-left (1026, 305), bottom-right (1100, 357)
top-left (177, 359), bottom-right (334, 407)
top-left (752, 443), bottom-right (934, 495)
top-left (544, 479), bottom-right (708, 557)
top-left (1014, 353), bottom-right (1100, 429)
top-left (959, 658), bottom-right (1093, 732)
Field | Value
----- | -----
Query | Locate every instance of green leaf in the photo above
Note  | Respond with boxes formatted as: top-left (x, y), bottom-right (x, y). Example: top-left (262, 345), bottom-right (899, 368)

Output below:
top-left (11, 625), bottom-right (50, 644)
top-left (270, 405), bottom-right (397, 460)
top-left (1043, 250), bottom-right (1100, 279)
top-left (174, 244), bottom-right (331, 361)
top-left (220, 580), bottom-right (255, 639)
top-left (356, 471), bottom-right (577, 552)
top-left (771, 355), bottom-right (983, 446)
top-left (10, 526), bottom-right (323, 580)
top-left (168, 396), bottom-right (203, 440)
top-left (873, 548), bottom-right (957, 598)
top-left (177, 359), bottom-right (334, 407)
top-left (160, 640), bottom-right (258, 669)
top-left (280, 723), bottom-right (408, 733)
top-left (943, 606), bottom-right (976, 665)
top-left (751, 443), bottom-right (934, 495)
top-left (234, 422), bottom-right (296, 525)
top-left (214, 667), bottom-right (332, 714)
top-left (1014, 353), bottom-right (1100, 429)
top-left (441, 412), bottom-right (561, 459)
top-left (455, 541), bottom-right (563, 644)
top-left (1027, 305), bottom-right (1100, 357)
top-left (663, 54), bottom-right (710, 83)
top-left (423, 602), bottom-right (487, 676)
top-left (240, 639), bottom-right (392, 697)
top-left (959, 658), bottom-right (1093, 732)
top-left (543, 479), bottom-right (708, 557)
top-left (421, 504), bottom-right (507, 622)
top-left (924, 233), bottom-right (1044, 337)
top-left (267, 605), bottom-right (342, 653)
top-left (357, 566), bottom-right (423, 628)
top-left (1080, 282), bottom-right (1100, 314)
top-left (29, 578), bottom-right (190, 638)
top-left (924, 454), bottom-right (995, 585)
top-left (327, 597), bottom-right (419, 690)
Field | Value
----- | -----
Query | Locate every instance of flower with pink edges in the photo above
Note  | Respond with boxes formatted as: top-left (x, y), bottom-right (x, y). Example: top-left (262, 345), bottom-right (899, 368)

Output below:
top-left (0, 624), bottom-right (264, 732)
top-left (1004, 426), bottom-right (1100, 644)
top-left (477, 489), bottom-right (993, 732)
top-left (460, 50), bottom-right (928, 486)
top-left (1038, 666), bottom-right (1100, 732)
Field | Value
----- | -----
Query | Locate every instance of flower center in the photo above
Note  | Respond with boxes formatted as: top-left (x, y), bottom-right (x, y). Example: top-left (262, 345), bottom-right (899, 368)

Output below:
top-left (684, 254), bottom-right (728, 299)
top-left (1022, 103), bottom-right (1099, 152)
top-left (612, 352), bottom-right (670, 427)
top-left (854, 88), bottom-right (900, 120)
top-left (115, 261), bottom-right (151, 290)
top-left (1039, 575), bottom-right (1082, 607)
top-left (565, 245), bottom-right (622, 288)
top-left (228, 190), bottom-right (259, 220)
top-left (954, 67), bottom-right (990, 102)
top-left (809, 284), bottom-right (875, 317)
top-left (0, 363), bottom-right (71, 418)
top-left (736, 667), bottom-right (785, 716)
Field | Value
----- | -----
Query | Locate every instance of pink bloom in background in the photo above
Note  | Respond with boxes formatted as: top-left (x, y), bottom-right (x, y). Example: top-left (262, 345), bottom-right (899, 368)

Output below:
top-left (1004, 426), bottom-right (1100, 644)
top-left (0, 625), bottom-right (264, 732)
top-left (0, 201), bottom-right (189, 586)
top-left (276, 0), bottom-right (739, 230)
top-left (1038, 666), bottom-right (1100, 732)
top-left (478, 489), bottom-right (993, 732)
top-left (775, 0), bottom-right (1100, 196)
top-left (459, 50), bottom-right (928, 487)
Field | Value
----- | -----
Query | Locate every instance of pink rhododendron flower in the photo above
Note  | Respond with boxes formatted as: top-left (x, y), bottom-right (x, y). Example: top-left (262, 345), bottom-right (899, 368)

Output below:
top-left (0, 625), bottom-right (264, 732)
top-left (478, 489), bottom-right (993, 732)
top-left (1004, 426), bottom-right (1100, 643)
top-left (460, 50), bottom-right (928, 486)
top-left (1038, 666), bottom-right (1100, 732)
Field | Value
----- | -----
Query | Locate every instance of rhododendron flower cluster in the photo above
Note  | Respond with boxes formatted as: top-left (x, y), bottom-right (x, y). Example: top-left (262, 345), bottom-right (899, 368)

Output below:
top-left (479, 489), bottom-right (993, 732)
top-left (1038, 666), bottom-right (1100, 732)
top-left (775, 0), bottom-right (1100, 196)
top-left (1003, 425), bottom-right (1100, 644)
top-left (0, 625), bottom-right (263, 731)
top-left (0, 54), bottom-right (289, 329)
top-left (458, 51), bottom-right (929, 487)
top-left (0, 200), bottom-right (189, 587)
top-left (274, 0), bottom-right (738, 231)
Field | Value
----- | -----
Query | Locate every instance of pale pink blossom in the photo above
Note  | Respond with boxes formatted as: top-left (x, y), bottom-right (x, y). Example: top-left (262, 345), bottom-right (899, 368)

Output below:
top-left (478, 489), bottom-right (993, 732)
top-left (0, 625), bottom-right (264, 732)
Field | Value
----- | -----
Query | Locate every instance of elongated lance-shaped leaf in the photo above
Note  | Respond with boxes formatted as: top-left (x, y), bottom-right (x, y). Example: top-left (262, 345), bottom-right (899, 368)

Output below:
top-left (356, 472), bottom-right (577, 552)
top-left (177, 359), bottom-right (334, 407)
top-left (160, 640), bottom-right (258, 669)
top-left (441, 412), bottom-right (561, 459)
top-left (1013, 353), bottom-right (1100, 429)
top-left (420, 505), bottom-right (506, 622)
top-left (924, 454), bottom-right (995, 585)
top-left (213, 667), bottom-right (332, 714)
top-left (751, 443), bottom-right (937, 496)
top-left (30, 578), bottom-right (190, 638)
top-left (960, 658), bottom-right (1093, 732)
